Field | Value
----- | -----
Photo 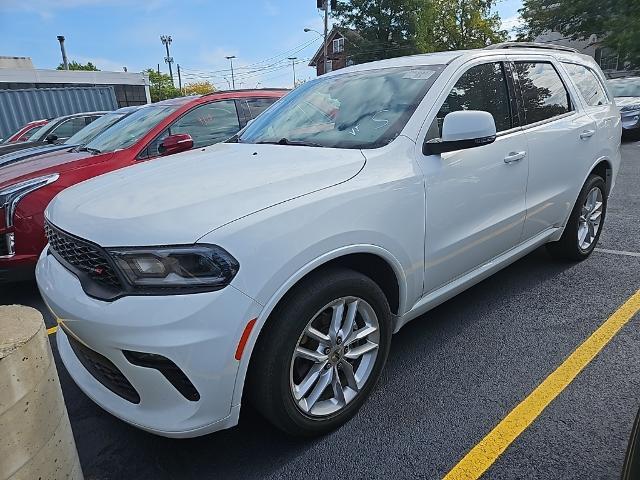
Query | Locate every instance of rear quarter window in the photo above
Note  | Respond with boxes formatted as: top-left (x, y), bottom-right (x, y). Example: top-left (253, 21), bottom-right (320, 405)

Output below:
top-left (563, 63), bottom-right (610, 107)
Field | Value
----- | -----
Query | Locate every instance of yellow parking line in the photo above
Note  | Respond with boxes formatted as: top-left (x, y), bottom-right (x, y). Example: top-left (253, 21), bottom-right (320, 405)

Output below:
top-left (444, 288), bottom-right (640, 480)
top-left (46, 326), bottom-right (58, 335)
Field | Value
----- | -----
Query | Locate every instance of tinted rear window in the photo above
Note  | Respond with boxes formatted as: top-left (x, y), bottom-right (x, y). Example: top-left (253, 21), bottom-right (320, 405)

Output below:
top-left (515, 62), bottom-right (571, 125)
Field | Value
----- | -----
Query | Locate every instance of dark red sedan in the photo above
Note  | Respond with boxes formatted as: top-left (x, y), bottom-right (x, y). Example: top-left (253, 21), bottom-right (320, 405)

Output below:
top-left (2, 119), bottom-right (49, 143)
top-left (0, 89), bottom-right (286, 282)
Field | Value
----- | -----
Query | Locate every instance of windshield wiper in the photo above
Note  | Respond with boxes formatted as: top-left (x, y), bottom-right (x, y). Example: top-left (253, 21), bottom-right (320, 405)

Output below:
top-left (84, 147), bottom-right (102, 155)
top-left (256, 138), bottom-right (322, 147)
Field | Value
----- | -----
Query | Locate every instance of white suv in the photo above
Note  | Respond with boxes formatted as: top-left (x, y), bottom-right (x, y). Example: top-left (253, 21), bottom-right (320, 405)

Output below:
top-left (37, 43), bottom-right (621, 438)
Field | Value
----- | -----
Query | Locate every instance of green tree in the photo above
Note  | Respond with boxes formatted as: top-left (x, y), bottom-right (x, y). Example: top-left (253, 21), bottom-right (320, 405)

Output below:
top-left (56, 60), bottom-right (99, 71)
top-left (518, 0), bottom-right (640, 67)
top-left (183, 81), bottom-right (216, 96)
top-left (332, 0), bottom-right (507, 64)
top-left (145, 68), bottom-right (181, 102)
top-left (332, 0), bottom-right (422, 64)
top-left (417, 0), bottom-right (507, 52)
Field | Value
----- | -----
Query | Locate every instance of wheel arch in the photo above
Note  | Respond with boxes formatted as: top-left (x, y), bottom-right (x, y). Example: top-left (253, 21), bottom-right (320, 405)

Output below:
top-left (231, 244), bottom-right (407, 407)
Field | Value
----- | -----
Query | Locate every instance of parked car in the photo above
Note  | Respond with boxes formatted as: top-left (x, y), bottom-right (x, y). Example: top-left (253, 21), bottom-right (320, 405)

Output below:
top-left (0, 90), bottom-right (285, 282)
top-left (37, 44), bottom-right (620, 438)
top-left (1, 119), bottom-right (49, 144)
top-left (0, 106), bottom-right (139, 169)
top-left (0, 112), bottom-right (107, 157)
top-left (608, 76), bottom-right (640, 139)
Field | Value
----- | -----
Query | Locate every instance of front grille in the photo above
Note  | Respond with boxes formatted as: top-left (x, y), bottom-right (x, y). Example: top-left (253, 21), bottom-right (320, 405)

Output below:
top-left (45, 222), bottom-right (121, 289)
top-left (64, 326), bottom-right (141, 404)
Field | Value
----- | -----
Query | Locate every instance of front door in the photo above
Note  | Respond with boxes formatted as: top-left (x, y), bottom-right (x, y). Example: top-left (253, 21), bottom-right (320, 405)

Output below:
top-left (418, 60), bottom-right (529, 293)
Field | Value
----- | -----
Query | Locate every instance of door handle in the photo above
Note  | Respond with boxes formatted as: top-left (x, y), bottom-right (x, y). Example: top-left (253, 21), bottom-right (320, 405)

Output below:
top-left (503, 151), bottom-right (526, 163)
top-left (580, 129), bottom-right (595, 139)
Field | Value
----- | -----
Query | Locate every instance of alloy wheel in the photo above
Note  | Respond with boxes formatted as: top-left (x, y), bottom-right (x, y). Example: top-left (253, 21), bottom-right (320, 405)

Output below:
top-left (289, 296), bottom-right (380, 417)
top-left (578, 186), bottom-right (603, 251)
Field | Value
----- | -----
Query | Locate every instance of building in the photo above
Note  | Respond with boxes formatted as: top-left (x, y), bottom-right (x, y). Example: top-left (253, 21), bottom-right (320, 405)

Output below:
top-left (533, 32), bottom-right (631, 76)
top-left (309, 27), bottom-right (360, 76)
top-left (0, 56), bottom-right (151, 106)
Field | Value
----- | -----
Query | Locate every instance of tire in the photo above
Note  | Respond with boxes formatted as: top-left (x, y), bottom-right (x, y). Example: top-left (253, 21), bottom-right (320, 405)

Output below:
top-left (622, 407), bottom-right (640, 480)
top-left (546, 174), bottom-right (607, 261)
top-left (246, 267), bottom-right (392, 437)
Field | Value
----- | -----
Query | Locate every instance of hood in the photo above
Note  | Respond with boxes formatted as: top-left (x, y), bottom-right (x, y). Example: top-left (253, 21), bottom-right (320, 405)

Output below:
top-left (0, 149), bottom-right (105, 189)
top-left (46, 142), bottom-right (366, 246)
top-left (0, 144), bottom-right (72, 169)
top-left (0, 140), bottom-right (45, 157)
top-left (614, 97), bottom-right (640, 111)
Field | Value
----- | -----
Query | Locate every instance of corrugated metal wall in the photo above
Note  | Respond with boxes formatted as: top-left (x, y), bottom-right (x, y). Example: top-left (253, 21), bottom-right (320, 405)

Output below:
top-left (0, 86), bottom-right (117, 140)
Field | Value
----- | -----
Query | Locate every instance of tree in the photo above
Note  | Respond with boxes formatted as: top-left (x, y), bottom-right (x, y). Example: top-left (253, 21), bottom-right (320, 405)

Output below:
top-left (332, 0), bottom-right (422, 64)
top-left (332, 0), bottom-right (508, 64)
top-left (145, 68), bottom-right (181, 102)
top-left (183, 81), bottom-right (216, 96)
top-left (56, 60), bottom-right (99, 71)
top-left (417, 0), bottom-right (507, 52)
top-left (518, 0), bottom-right (640, 67)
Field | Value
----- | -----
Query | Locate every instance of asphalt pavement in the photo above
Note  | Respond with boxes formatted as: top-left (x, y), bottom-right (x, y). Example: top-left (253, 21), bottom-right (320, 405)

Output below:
top-left (1, 141), bottom-right (639, 479)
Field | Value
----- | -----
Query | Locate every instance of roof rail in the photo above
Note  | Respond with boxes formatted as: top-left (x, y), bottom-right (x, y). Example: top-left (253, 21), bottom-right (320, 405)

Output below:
top-left (203, 87), bottom-right (290, 97)
top-left (485, 42), bottom-right (579, 53)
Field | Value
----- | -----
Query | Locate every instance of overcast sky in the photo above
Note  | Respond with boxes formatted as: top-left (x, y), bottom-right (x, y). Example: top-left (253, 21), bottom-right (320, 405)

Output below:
top-left (0, 0), bottom-right (523, 89)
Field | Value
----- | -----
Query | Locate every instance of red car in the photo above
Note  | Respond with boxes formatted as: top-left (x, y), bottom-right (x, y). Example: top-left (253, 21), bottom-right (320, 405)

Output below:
top-left (0, 89), bottom-right (286, 282)
top-left (3, 119), bottom-right (49, 143)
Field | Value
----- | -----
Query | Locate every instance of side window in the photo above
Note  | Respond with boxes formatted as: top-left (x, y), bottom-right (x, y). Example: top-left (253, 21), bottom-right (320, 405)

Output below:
top-left (562, 63), bottom-right (609, 107)
top-left (142, 128), bottom-right (170, 159)
top-left (170, 100), bottom-right (240, 148)
top-left (429, 62), bottom-right (512, 140)
top-left (514, 62), bottom-right (571, 125)
top-left (50, 117), bottom-right (87, 139)
top-left (245, 97), bottom-right (278, 119)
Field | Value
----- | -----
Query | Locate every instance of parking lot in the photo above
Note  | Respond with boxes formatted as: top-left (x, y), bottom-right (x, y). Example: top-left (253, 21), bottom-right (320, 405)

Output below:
top-left (1, 140), bottom-right (638, 479)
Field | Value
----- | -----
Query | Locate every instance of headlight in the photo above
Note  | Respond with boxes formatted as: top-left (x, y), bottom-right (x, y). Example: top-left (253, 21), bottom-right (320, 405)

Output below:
top-left (0, 174), bottom-right (59, 228)
top-left (107, 244), bottom-right (239, 291)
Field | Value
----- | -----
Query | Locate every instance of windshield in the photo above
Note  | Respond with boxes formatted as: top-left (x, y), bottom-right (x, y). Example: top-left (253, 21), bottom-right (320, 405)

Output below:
top-left (28, 123), bottom-right (54, 142)
top-left (608, 78), bottom-right (640, 97)
top-left (64, 112), bottom-right (126, 146)
top-left (239, 65), bottom-right (444, 149)
top-left (84, 105), bottom-right (178, 153)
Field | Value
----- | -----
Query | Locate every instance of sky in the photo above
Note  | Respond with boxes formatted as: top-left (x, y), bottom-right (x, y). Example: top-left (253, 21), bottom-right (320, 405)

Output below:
top-left (0, 0), bottom-right (523, 89)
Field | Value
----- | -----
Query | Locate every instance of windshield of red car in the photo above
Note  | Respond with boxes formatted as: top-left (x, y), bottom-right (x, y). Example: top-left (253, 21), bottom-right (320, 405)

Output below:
top-left (83, 105), bottom-right (179, 153)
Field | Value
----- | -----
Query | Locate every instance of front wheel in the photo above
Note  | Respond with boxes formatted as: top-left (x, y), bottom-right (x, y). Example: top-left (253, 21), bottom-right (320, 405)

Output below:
top-left (546, 174), bottom-right (607, 261)
top-left (247, 268), bottom-right (392, 437)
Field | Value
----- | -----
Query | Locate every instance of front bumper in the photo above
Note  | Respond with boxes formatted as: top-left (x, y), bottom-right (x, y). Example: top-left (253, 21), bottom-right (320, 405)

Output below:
top-left (621, 110), bottom-right (640, 132)
top-left (37, 249), bottom-right (263, 438)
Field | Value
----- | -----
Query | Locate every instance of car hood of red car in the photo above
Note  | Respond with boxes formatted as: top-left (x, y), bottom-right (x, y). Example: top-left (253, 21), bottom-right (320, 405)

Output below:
top-left (45, 142), bottom-right (367, 246)
top-left (0, 149), bottom-right (109, 189)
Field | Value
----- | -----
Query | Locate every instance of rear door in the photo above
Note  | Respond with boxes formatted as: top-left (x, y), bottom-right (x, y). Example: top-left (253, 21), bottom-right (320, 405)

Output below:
top-left (510, 58), bottom-right (596, 239)
top-left (418, 59), bottom-right (529, 293)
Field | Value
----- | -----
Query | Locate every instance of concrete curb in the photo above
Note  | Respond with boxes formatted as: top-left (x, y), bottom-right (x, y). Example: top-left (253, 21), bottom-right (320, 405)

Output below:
top-left (0, 305), bottom-right (83, 480)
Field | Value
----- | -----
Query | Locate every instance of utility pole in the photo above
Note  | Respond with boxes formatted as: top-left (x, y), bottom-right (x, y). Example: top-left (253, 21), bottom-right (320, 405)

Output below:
top-left (177, 64), bottom-right (183, 95)
top-left (288, 57), bottom-right (297, 88)
top-left (157, 63), bottom-right (161, 101)
top-left (56, 36), bottom-right (69, 70)
top-left (323, 0), bottom-right (329, 75)
top-left (225, 56), bottom-right (236, 89)
top-left (160, 35), bottom-right (175, 86)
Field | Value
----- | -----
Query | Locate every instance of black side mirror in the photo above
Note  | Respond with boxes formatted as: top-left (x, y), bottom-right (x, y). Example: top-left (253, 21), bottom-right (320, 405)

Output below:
top-left (45, 133), bottom-right (58, 144)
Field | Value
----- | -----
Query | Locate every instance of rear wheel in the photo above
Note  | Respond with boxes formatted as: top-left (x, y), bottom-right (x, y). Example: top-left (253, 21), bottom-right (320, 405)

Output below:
top-left (247, 268), bottom-right (392, 436)
top-left (546, 174), bottom-right (607, 261)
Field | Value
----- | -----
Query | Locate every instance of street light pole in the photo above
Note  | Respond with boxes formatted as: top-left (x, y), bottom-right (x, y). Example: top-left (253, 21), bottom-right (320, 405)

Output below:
top-left (225, 56), bottom-right (236, 89)
top-left (160, 35), bottom-right (175, 86)
top-left (288, 57), bottom-right (297, 88)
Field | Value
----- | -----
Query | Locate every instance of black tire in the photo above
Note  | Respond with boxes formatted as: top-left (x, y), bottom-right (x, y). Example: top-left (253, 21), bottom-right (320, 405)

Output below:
top-left (622, 407), bottom-right (640, 480)
top-left (246, 267), bottom-right (392, 437)
top-left (546, 174), bottom-right (607, 261)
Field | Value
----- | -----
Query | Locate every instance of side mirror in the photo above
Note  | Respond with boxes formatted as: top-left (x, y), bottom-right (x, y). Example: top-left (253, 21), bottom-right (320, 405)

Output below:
top-left (45, 133), bottom-right (58, 144)
top-left (423, 110), bottom-right (497, 155)
top-left (158, 133), bottom-right (194, 156)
